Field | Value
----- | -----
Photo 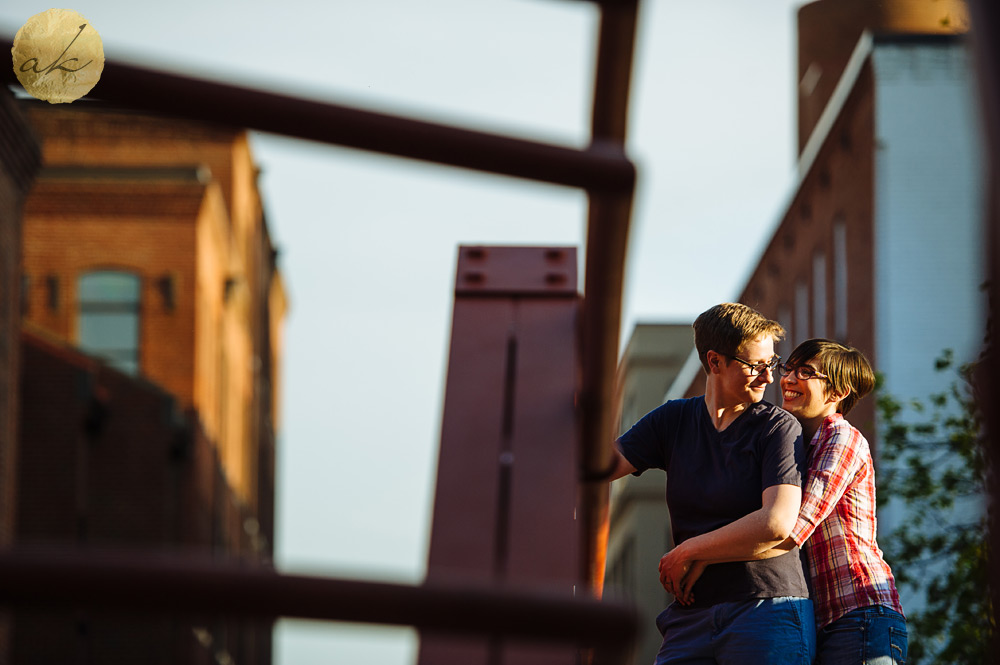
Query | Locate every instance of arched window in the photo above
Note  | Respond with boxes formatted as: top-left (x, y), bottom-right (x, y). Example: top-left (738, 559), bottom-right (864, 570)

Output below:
top-left (78, 271), bottom-right (141, 375)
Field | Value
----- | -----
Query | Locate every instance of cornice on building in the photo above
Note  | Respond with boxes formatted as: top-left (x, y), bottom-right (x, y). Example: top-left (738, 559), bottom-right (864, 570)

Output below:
top-left (19, 98), bottom-right (239, 143)
top-left (24, 178), bottom-right (210, 218)
top-left (38, 164), bottom-right (212, 183)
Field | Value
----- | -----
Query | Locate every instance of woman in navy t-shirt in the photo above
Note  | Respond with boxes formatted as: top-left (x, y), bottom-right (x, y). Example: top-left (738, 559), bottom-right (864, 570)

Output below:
top-left (609, 303), bottom-right (815, 665)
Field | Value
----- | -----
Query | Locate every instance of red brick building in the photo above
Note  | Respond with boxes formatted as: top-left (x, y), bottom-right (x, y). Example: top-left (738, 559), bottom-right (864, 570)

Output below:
top-left (9, 99), bottom-right (287, 664)
top-left (20, 102), bottom-right (287, 519)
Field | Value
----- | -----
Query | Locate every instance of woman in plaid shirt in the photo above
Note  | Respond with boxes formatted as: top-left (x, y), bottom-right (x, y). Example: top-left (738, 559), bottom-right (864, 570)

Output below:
top-left (676, 338), bottom-right (907, 664)
top-left (776, 339), bottom-right (906, 664)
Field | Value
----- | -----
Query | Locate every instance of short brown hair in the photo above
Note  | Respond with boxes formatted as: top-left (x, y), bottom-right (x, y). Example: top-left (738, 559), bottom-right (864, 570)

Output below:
top-left (693, 303), bottom-right (785, 373)
top-left (786, 338), bottom-right (876, 415)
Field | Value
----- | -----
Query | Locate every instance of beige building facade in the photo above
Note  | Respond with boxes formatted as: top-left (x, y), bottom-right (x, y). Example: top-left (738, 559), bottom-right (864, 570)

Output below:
top-left (605, 323), bottom-right (694, 665)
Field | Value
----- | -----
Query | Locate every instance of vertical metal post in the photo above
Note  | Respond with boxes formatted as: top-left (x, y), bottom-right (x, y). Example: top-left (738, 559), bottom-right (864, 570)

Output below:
top-left (966, 3), bottom-right (1000, 661)
top-left (580, 0), bottom-right (639, 595)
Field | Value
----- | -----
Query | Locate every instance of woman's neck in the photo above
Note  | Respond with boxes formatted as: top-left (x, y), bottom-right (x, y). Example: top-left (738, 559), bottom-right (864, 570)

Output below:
top-left (703, 382), bottom-right (751, 432)
top-left (801, 419), bottom-right (822, 443)
top-left (801, 410), bottom-right (837, 443)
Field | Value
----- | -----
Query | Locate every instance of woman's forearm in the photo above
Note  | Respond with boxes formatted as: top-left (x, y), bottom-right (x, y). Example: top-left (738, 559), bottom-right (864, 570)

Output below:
top-left (658, 484), bottom-right (800, 594)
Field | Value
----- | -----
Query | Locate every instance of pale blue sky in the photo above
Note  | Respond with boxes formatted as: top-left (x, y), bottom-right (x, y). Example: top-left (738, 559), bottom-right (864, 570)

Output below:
top-left (3, 1), bottom-right (805, 662)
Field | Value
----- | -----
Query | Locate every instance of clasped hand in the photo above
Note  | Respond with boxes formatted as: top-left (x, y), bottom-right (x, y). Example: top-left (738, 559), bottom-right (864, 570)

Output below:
top-left (658, 546), bottom-right (707, 605)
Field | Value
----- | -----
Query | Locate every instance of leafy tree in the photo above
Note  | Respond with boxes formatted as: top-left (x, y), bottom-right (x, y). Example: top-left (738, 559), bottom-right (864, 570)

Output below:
top-left (876, 349), bottom-right (994, 664)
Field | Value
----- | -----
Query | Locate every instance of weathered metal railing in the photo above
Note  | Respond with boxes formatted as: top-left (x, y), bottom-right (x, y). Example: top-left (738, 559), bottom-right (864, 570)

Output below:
top-left (0, 0), bottom-right (641, 659)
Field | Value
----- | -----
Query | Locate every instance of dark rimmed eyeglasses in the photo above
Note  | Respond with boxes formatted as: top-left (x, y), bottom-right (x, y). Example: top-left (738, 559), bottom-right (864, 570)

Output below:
top-left (777, 363), bottom-right (829, 381)
top-left (727, 354), bottom-right (781, 376)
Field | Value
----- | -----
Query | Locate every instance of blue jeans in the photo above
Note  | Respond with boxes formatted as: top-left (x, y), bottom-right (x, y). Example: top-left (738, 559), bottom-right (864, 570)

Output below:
top-left (816, 605), bottom-right (908, 665)
top-left (654, 597), bottom-right (816, 664)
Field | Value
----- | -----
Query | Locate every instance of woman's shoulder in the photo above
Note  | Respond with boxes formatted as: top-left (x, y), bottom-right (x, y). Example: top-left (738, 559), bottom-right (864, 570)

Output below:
top-left (632, 395), bottom-right (703, 429)
top-left (655, 395), bottom-right (704, 417)
top-left (751, 400), bottom-right (801, 429)
top-left (818, 414), bottom-right (871, 450)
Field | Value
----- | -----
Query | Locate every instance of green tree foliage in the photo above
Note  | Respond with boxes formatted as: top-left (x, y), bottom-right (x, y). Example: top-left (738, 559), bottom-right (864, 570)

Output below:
top-left (876, 349), bottom-right (994, 664)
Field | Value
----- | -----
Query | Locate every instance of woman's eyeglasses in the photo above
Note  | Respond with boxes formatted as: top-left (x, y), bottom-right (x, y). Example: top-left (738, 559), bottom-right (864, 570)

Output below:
top-left (727, 355), bottom-right (781, 376)
top-left (777, 363), bottom-right (829, 381)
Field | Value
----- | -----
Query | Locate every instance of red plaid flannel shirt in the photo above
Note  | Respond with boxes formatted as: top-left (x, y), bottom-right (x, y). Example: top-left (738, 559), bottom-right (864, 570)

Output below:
top-left (790, 414), bottom-right (904, 629)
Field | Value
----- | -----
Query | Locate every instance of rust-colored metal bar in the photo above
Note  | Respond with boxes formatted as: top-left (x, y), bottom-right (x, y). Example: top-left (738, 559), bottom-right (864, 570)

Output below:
top-left (589, 0), bottom-right (639, 142)
top-left (0, 46), bottom-right (634, 194)
top-left (965, 2), bottom-right (1000, 661)
top-left (0, 548), bottom-right (638, 653)
top-left (579, 0), bottom-right (639, 595)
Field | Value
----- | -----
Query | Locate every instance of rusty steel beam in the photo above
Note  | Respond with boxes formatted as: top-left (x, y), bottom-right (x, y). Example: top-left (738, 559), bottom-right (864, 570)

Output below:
top-left (0, 45), bottom-right (634, 194)
top-left (0, 548), bottom-right (639, 654)
top-left (420, 246), bottom-right (585, 665)
top-left (579, 0), bottom-right (638, 595)
top-left (965, 2), bottom-right (1000, 662)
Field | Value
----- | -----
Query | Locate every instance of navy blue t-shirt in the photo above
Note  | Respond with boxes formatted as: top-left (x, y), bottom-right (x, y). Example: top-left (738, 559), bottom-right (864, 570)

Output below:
top-left (617, 396), bottom-right (810, 606)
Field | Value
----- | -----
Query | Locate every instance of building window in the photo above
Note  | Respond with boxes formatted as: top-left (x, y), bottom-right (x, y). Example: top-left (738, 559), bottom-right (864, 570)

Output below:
top-left (813, 251), bottom-right (827, 337)
top-left (768, 305), bottom-right (793, 405)
top-left (777, 305), bottom-right (792, 357)
top-left (78, 271), bottom-right (141, 375)
top-left (46, 274), bottom-right (60, 311)
top-left (795, 282), bottom-right (809, 343)
top-left (833, 219), bottom-right (848, 339)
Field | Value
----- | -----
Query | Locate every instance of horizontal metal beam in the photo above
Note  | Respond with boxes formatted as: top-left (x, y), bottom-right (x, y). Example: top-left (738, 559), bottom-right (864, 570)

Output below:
top-left (559, 0), bottom-right (638, 5)
top-left (1, 45), bottom-right (635, 194)
top-left (0, 548), bottom-right (638, 652)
